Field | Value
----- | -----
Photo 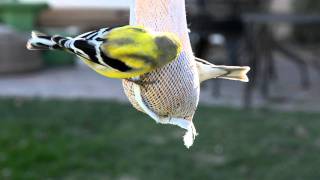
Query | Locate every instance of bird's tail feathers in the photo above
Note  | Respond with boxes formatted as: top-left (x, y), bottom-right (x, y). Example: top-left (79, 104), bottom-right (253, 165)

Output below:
top-left (196, 57), bottom-right (250, 82)
top-left (26, 31), bottom-right (60, 50)
top-left (213, 65), bottom-right (250, 82)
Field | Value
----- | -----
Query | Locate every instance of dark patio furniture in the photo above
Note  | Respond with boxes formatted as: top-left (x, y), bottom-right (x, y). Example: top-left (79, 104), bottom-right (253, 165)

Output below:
top-left (187, 0), bottom-right (265, 98)
top-left (242, 13), bottom-right (320, 106)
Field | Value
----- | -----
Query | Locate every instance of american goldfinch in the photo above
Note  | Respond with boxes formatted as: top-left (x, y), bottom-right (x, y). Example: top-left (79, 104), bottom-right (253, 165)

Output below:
top-left (27, 25), bottom-right (182, 80)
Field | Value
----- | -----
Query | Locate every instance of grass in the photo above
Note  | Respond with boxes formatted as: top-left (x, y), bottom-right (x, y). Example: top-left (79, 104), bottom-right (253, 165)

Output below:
top-left (0, 98), bottom-right (320, 180)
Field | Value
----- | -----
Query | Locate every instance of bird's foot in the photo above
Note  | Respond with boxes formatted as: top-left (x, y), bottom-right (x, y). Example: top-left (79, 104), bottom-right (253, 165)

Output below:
top-left (126, 78), bottom-right (158, 91)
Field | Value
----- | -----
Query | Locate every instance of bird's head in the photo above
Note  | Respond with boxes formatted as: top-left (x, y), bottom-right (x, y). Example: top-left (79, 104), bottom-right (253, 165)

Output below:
top-left (154, 32), bottom-right (182, 66)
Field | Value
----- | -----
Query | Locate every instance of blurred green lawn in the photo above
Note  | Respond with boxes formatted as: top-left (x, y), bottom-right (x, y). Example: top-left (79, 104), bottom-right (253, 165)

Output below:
top-left (0, 98), bottom-right (320, 180)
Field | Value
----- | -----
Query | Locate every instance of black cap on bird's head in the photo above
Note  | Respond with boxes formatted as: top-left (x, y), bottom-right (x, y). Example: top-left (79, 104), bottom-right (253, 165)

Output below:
top-left (155, 33), bottom-right (182, 66)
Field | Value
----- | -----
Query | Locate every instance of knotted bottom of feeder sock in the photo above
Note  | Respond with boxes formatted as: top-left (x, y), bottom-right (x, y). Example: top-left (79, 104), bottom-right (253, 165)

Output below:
top-left (133, 84), bottom-right (198, 148)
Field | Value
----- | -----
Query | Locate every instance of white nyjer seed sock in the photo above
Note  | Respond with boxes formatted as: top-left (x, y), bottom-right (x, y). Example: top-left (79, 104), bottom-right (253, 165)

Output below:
top-left (133, 84), bottom-right (198, 148)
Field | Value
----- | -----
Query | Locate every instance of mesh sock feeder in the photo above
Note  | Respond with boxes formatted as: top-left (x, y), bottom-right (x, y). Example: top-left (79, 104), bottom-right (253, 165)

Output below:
top-left (123, 0), bottom-right (250, 148)
top-left (124, 0), bottom-right (200, 148)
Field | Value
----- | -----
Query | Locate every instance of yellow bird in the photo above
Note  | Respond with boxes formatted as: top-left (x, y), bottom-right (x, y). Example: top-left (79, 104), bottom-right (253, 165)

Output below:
top-left (27, 25), bottom-right (182, 81)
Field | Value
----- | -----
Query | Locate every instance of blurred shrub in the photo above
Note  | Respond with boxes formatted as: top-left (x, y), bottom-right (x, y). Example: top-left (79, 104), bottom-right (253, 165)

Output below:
top-left (292, 0), bottom-right (320, 43)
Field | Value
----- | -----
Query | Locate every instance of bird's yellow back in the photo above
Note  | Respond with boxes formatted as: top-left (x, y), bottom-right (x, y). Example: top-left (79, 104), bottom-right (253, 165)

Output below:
top-left (102, 26), bottom-right (159, 70)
